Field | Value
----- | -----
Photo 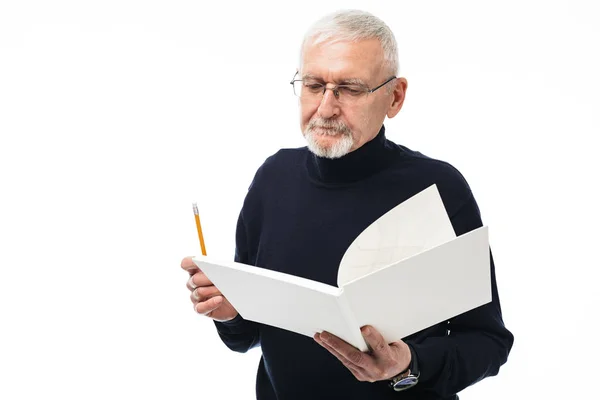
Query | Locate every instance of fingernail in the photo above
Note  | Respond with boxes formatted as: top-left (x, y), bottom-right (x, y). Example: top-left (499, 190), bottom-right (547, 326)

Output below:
top-left (192, 289), bottom-right (199, 300)
top-left (363, 327), bottom-right (371, 335)
top-left (188, 277), bottom-right (197, 289)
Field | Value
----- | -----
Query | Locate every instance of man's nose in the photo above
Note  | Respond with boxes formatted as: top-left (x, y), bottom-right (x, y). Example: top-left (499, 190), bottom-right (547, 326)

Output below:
top-left (317, 87), bottom-right (341, 119)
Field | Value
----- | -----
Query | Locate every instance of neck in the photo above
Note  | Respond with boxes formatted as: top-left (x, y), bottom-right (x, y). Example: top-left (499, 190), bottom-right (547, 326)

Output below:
top-left (305, 125), bottom-right (395, 186)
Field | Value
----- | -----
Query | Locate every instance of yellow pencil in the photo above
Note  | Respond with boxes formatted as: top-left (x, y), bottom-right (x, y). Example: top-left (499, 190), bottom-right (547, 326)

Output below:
top-left (192, 203), bottom-right (207, 256)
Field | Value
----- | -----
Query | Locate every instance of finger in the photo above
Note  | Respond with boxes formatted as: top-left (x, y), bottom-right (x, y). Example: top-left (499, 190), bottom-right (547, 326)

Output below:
top-left (315, 333), bottom-right (353, 364)
top-left (189, 288), bottom-right (204, 305)
top-left (315, 334), bottom-right (367, 379)
top-left (187, 272), bottom-right (213, 290)
top-left (191, 286), bottom-right (222, 302)
top-left (318, 331), bottom-right (373, 369)
top-left (195, 296), bottom-right (224, 316)
top-left (361, 325), bottom-right (391, 358)
top-left (181, 256), bottom-right (200, 275)
top-left (186, 275), bottom-right (197, 291)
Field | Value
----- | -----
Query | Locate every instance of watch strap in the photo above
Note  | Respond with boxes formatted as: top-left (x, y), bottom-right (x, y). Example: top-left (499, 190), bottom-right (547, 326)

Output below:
top-left (389, 345), bottom-right (420, 392)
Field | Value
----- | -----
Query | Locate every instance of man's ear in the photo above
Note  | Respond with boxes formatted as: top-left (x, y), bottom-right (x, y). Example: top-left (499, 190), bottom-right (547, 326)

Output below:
top-left (387, 78), bottom-right (408, 118)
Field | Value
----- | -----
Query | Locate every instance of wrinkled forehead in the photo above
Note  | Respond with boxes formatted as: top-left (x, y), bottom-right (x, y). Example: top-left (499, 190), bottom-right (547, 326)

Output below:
top-left (300, 38), bottom-right (387, 83)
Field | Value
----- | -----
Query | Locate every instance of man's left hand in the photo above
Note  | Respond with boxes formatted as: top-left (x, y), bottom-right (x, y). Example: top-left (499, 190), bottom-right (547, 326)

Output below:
top-left (314, 326), bottom-right (411, 383)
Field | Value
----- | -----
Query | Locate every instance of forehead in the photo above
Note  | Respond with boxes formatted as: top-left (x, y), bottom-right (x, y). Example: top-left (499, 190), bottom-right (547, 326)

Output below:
top-left (301, 38), bottom-right (385, 82)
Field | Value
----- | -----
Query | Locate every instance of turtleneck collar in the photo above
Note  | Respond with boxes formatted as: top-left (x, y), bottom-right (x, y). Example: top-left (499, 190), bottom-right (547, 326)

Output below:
top-left (305, 125), bottom-right (397, 186)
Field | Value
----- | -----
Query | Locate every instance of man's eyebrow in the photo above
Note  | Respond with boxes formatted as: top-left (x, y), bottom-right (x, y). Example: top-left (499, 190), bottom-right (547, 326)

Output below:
top-left (339, 78), bottom-right (367, 86)
top-left (301, 73), bottom-right (323, 81)
top-left (301, 74), bottom-right (368, 86)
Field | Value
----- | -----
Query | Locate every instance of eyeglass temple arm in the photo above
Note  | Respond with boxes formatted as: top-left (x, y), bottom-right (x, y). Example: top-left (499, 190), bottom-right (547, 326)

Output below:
top-left (368, 76), bottom-right (397, 93)
top-left (289, 71), bottom-right (299, 84)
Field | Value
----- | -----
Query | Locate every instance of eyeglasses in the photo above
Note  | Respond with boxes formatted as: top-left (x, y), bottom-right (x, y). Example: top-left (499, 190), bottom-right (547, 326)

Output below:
top-left (290, 72), bottom-right (396, 104)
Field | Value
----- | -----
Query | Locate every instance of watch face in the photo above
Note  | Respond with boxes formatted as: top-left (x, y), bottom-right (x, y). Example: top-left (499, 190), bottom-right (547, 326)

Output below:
top-left (392, 376), bottom-right (418, 391)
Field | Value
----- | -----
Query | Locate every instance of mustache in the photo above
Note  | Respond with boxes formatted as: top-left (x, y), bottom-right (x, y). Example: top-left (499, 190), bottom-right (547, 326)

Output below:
top-left (306, 118), bottom-right (352, 136)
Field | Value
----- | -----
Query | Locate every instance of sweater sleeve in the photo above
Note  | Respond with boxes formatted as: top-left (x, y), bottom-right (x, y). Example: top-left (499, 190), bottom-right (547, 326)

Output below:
top-left (404, 193), bottom-right (514, 397)
top-left (212, 213), bottom-right (261, 353)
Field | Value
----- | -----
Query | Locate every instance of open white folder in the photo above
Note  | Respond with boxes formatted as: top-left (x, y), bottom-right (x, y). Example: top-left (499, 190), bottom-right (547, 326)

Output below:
top-left (192, 185), bottom-right (491, 352)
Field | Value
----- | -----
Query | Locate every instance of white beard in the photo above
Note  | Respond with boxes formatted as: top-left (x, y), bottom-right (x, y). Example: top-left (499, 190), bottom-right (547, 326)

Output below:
top-left (303, 118), bottom-right (354, 159)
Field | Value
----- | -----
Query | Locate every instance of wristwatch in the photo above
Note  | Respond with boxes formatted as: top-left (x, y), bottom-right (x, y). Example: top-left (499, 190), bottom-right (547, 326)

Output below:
top-left (389, 346), bottom-right (420, 392)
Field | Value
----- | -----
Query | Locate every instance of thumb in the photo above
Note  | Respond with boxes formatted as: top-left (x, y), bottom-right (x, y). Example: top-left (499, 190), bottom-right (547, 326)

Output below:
top-left (181, 256), bottom-right (201, 275)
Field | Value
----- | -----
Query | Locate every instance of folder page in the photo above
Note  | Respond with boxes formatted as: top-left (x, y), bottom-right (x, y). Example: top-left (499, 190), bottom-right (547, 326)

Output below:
top-left (340, 226), bottom-right (491, 344)
top-left (337, 184), bottom-right (457, 286)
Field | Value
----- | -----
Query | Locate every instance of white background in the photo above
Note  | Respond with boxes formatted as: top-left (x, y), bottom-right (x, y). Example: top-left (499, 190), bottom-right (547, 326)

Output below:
top-left (1, 0), bottom-right (598, 399)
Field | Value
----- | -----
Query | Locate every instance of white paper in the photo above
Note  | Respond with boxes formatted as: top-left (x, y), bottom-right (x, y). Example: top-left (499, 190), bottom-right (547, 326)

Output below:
top-left (337, 184), bottom-right (457, 286)
top-left (192, 184), bottom-right (492, 351)
top-left (196, 258), bottom-right (365, 348)
top-left (342, 226), bottom-right (491, 346)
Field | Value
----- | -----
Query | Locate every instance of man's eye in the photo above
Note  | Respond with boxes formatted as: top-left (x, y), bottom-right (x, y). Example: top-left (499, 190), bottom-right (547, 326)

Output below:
top-left (304, 83), bottom-right (323, 92)
top-left (340, 86), bottom-right (363, 96)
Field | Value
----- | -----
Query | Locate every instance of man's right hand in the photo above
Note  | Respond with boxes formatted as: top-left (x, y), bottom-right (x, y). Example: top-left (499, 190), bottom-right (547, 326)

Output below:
top-left (181, 256), bottom-right (239, 322)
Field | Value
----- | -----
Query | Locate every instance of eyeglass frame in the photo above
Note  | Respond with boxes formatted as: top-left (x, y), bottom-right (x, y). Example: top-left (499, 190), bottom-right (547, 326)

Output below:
top-left (289, 71), bottom-right (397, 101)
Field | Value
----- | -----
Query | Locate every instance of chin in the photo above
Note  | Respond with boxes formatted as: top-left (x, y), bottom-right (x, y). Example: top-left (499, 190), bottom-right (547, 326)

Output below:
top-left (305, 131), bottom-right (354, 159)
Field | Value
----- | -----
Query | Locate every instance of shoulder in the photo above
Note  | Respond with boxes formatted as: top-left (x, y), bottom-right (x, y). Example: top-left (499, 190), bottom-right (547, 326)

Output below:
top-left (390, 142), bottom-right (474, 217)
top-left (261, 147), bottom-right (306, 170)
top-left (247, 147), bottom-right (307, 190)
top-left (238, 146), bottom-right (307, 223)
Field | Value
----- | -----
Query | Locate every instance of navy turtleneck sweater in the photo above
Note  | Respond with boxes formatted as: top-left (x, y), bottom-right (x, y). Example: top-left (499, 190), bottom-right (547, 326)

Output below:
top-left (214, 126), bottom-right (513, 400)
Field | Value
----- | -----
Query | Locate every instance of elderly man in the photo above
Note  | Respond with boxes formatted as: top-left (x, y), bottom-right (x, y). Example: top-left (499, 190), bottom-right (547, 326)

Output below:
top-left (181, 9), bottom-right (513, 400)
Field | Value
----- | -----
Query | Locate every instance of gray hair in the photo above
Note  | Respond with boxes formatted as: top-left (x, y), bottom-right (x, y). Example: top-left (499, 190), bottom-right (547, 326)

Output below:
top-left (300, 9), bottom-right (400, 76)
